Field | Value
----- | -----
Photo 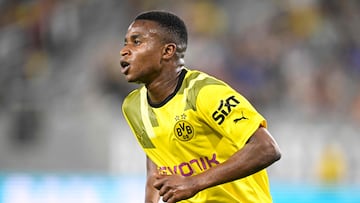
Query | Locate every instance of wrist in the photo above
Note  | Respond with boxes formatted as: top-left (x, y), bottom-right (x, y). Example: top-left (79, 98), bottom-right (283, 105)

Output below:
top-left (192, 173), bottom-right (210, 193)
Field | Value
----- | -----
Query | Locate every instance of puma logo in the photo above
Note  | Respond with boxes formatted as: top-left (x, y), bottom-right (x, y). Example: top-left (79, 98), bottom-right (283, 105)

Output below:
top-left (234, 111), bottom-right (248, 123)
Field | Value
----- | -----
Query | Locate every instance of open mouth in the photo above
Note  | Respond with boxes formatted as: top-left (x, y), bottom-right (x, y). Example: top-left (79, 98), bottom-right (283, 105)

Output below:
top-left (120, 61), bottom-right (130, 74)
top-left (120, 61), bottom-right (130, 69)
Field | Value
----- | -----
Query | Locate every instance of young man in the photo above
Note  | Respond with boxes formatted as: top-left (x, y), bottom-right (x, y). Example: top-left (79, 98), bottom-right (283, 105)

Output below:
top-left (121, 11), bottom-right (281, 203)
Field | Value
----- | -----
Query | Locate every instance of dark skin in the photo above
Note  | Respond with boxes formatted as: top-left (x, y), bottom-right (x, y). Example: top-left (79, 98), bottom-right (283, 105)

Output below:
top-left (152, 127), bottom-right (281, 203)
top-left (120, 20), bottom-right (281, 203)
top-left (120, 20), bottom-right (182, 104)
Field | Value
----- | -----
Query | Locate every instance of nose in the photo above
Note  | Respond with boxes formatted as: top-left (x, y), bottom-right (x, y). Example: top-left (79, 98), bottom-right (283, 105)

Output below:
top-left (120, 46), bottom-right (130, 57)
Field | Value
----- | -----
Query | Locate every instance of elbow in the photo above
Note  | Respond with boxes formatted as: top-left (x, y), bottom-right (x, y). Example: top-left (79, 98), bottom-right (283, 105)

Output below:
top-left (261, 141), bottom-right (281, 167)
top-left (272, 145), bottom-right (281, 163)
top-left (248, 127), bottom-right (282, 169)
top-left (267, 141), bottom-right (281, 165)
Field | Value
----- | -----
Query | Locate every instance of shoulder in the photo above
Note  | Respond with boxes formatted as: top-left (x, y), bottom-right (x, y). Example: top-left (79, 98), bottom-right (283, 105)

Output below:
top-left (183, 69), bottom-right (250, 107)
top-left (183, 68), bottom-right (235, 95)
top-left (181, 68), bottom-right (238, 110)
top-left (183, 68), bottom-right (227, 91)
top-left (122, 86), bottom-right (144, 111)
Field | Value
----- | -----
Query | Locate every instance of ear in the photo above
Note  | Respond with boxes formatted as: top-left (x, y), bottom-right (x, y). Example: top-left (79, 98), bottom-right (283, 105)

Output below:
top-left (162, 43), bottom-right (177, 60)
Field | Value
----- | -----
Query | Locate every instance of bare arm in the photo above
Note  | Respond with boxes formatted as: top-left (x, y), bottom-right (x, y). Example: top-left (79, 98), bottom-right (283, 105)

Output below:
top-left (153, 127), bottom-right (281, 203)
top-left (145, 156), bottom-right (160, 203)
top-left (195, 127), bottom-right (281, 187)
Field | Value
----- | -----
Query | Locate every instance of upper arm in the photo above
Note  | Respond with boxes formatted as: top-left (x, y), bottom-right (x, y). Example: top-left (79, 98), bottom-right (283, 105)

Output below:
top-left (145, 156), bottom-right (160, 202)
top-left (146, 156), bottom-right (158, 176)
top-left (246, 127), bottom-right (281, 165)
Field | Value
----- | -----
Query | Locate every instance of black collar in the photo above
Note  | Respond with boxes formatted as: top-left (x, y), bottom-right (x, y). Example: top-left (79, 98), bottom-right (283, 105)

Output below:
top-left (147, 68), bottom-right (187, 108)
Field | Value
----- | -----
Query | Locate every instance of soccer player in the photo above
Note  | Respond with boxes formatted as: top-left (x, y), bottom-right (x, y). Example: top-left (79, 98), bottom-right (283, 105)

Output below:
top-left (121, 10), bottom-right (281, 203)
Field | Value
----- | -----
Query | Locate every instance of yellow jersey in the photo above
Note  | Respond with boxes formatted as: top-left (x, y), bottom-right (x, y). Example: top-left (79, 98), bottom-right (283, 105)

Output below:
top-left (122, 68), bottom-right (272, 202)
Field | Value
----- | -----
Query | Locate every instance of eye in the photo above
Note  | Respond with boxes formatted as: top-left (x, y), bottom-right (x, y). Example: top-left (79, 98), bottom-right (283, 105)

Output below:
top-left (134, 39), bottom-right (141, 45)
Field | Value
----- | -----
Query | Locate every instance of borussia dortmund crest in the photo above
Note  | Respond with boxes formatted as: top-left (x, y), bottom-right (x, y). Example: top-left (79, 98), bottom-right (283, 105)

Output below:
top-left (173, 114), bottom-right (194, 141)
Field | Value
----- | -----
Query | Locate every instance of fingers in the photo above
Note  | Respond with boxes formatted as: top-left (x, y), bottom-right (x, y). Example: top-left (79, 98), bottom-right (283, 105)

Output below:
top-left (153, 174), bottom-right (167, 190)
top-left (161, 188), bottom-right (179, 203)
top-left (158, 183), bottom-right (169, 196)
top-left (161, 189), bottom-right (173, 202)
top-left (153, 174), bottom-right (185, 203)
top-left (153, 175), bottom-right (177, 202)
top-left (154, 175), bottom-right (172, 196)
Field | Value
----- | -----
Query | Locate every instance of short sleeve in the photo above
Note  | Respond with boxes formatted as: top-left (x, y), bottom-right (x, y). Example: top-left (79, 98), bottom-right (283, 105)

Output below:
top-left (196, 84), bottom-right (266, 149)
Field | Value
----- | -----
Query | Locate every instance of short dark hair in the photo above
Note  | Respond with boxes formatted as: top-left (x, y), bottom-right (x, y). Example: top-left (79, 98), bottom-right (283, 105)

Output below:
top-left (135, 10), bottom-right (188, 55)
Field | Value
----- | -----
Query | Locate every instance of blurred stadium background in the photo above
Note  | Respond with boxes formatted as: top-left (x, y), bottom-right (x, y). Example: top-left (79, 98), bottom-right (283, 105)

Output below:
top-left (0, 0), bottom-right (360, 202)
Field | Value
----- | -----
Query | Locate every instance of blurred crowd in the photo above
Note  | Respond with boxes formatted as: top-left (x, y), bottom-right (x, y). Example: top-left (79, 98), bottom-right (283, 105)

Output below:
top-left (0, 0), bottom-right (359, 183)
top-left (1, 0), bottom-right (84, 143)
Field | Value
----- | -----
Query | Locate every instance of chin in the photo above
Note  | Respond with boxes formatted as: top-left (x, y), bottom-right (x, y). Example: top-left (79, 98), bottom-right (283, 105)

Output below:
top-left (126, 76), bottom-right (139, 84)
top-left (127, 78), bottom-right (136, 83)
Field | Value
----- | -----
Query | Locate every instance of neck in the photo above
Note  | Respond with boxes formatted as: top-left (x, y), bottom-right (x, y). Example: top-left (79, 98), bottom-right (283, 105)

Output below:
top-left (146, 66), bottom-right (183, 105)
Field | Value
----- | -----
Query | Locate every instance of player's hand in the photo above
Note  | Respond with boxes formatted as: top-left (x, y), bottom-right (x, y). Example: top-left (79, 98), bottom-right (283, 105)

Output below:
top-left (153, 174), bottom-right (199, 203)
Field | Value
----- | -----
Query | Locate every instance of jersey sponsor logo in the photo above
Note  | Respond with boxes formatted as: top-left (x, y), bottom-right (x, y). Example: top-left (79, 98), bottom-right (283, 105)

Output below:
top-left (212, 95), bottom-right (240, 125)
top-left (173, 120), bottom-right (194, 141)
top-left (234, 111), bottom-right (248, 123)
top-left (158, 153), bottom-right (220, 176)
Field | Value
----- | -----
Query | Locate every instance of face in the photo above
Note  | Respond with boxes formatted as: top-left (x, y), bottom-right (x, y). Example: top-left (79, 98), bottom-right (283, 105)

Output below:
top-left (120, 20), bottom-right (165, 83)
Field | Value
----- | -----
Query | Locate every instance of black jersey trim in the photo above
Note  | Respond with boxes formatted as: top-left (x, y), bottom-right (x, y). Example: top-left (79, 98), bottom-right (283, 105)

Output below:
top-left (147, 68), bottom-right (188, 108)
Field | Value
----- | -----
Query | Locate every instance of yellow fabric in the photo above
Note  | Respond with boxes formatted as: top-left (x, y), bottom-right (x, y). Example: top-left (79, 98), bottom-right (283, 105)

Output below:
top-left (122, 68), bottom-right (272, 202)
